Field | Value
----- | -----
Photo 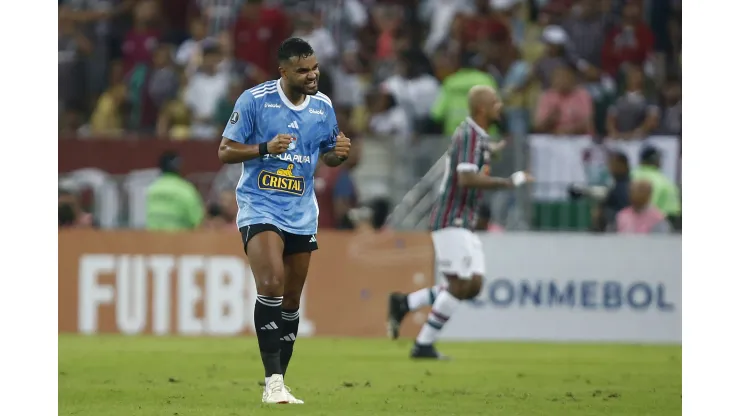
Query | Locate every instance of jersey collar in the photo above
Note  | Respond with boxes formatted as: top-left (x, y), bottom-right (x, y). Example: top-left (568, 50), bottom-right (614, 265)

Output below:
top-left (465, 116), bottom-right (489, 138)
top-left (277, 78), bottom-right (311, 111)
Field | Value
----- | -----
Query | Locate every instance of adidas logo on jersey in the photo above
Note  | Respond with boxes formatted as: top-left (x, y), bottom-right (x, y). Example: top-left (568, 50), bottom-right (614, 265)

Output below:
top-left (264, 103), bottom-right (281, 108)
top-left (288, 121), bottom-right (299, 129)
top-left (309, 108), bottom-right (325, 115)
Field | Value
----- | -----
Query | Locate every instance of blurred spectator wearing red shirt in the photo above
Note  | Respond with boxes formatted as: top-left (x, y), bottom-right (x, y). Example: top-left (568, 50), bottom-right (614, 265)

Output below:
top-left (373, 5), bottom-right (403, 60)
top-left (158, 0), bottom-right (199, 44)
top-left (601, 0), bottom-right (654, 77)
top-left (121, 0), bottom-right (161, 75)
top-left (315, 105), bottom-right (360, 229)
top-left (315, 162), bottom-right (357, 230)
top-left (233, 0), bottom-right (290, 77)
top-left (463, 0), bottom-right (509, 52)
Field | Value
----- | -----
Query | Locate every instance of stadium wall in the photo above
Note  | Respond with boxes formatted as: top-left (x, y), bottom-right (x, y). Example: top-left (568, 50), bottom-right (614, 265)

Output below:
top-left (58, 230), bottom-right (681, 344)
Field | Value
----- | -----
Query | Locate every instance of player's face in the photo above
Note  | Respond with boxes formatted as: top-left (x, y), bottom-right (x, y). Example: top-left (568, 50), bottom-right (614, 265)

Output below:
top-left (281, 54), bottom-right (320, 96)
top-left (486, 93), bottom-right (503, 122)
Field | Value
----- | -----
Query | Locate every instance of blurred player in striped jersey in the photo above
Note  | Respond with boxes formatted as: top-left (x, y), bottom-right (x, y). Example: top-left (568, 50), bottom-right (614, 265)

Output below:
top-left (387, 85), bottom-right (533, 359)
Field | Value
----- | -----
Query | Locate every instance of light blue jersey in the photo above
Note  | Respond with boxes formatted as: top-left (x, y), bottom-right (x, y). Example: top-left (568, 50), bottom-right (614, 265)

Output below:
top-left (222, 79), bottom-right (338, 235)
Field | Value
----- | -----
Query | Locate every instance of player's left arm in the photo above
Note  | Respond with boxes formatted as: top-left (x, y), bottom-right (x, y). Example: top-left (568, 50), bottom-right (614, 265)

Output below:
top-left (320, 106), bottom-right (351, 167)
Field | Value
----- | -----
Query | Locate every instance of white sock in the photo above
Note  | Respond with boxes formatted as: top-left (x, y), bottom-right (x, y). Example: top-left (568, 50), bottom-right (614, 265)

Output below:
top-left (416, 290), bottom-right (461, 345)
top-left (407, 285), bottom-right (446, 311)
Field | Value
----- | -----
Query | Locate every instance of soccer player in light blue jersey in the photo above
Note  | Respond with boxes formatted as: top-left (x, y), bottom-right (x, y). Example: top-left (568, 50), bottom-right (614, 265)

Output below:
top-left (218, 38), bottom-right (351, 404)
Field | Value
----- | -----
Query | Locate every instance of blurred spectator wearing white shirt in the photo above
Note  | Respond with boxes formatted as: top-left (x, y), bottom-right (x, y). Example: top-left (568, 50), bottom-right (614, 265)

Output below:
top-left (421, 0), bottom-right (471, 55)
top-left (332, 43), bottom-right (367, 108)
top-left (367, 90), bottom-right (412, 145)
top-left (530, 25), bottom-right (572, 90)
top-left (196, 0), bottom-right (244, 36)
top-left (175, 18), bottom-right (212, 76)
top-left (184, 45), bottom-right (230, 139)
top-left (381, 50), bottom-right (440, 133)
top-left (292, 10), bottom-right (338, 68)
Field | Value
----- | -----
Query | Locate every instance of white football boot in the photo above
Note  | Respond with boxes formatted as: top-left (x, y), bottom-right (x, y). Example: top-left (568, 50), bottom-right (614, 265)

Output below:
top-left (283, 385), bottom-right (304, 404)
top-left (261, 374), bottom-right (290, 404)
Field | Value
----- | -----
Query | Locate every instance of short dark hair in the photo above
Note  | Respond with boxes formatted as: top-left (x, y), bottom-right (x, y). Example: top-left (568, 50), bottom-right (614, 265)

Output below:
top-left (207, 203), bottom-right (223, 218)
top-left (59, 188), bottom-right (75, 198)
top-left (159, 150), bottom-right (181, 174)
top-left (611, 151), bottom-right (629, 166)
top-left (202, 42), bottom-right (220, 57)
top-left (369, 199), bottom-right (390, 230)
top-left (278, 37), bottom-right (314, 63)
top-left (383, 91), bottom-right (398, 108)
top-left (639, 145), bottom-right (661, 165)
top-left (59, 203), bottom-right (77, 227)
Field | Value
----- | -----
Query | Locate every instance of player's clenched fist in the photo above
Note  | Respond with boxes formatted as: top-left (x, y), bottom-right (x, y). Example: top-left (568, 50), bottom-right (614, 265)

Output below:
top-left (267, 134), bottom-right (293, 154)
top-left (334, 132), bottom-right (351, 159)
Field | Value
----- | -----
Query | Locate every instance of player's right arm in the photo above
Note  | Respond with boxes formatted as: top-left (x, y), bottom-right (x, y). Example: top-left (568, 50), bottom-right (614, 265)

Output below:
top-left (458, 169), bottom-right (532, 189)
top-left (450, 133), bottom-right (533, 190)
top-left (217, 92), bottom-right (293, 164)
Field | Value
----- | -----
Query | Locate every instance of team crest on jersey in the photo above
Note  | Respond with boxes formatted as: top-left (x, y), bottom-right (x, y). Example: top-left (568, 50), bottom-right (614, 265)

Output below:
top-left (258, 164), bottom-right (305, 196)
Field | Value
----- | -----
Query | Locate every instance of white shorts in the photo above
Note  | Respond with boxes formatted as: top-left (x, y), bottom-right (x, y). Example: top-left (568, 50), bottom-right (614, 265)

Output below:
top-left (431, 227), bottom-right (485, 279)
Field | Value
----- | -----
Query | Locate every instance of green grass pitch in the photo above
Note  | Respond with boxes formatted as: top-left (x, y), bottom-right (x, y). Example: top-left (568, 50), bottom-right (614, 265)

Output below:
top-left (59, 335), bottom-right (681, 415)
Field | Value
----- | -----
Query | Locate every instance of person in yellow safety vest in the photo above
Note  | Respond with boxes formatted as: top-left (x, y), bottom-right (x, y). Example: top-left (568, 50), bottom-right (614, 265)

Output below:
top-left (631, 145), bottom-right (681, 231)
top-left (145, 151), bottom-right (205, 231)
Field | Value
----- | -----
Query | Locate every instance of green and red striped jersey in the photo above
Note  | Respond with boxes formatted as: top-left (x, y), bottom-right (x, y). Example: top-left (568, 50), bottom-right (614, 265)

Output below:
top-left (429, 117), bottom-right (491, 231)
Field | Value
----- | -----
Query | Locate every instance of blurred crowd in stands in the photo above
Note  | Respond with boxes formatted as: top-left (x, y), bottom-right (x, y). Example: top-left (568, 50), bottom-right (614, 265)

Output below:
top-left (59, 0), bottom-right (681, 234)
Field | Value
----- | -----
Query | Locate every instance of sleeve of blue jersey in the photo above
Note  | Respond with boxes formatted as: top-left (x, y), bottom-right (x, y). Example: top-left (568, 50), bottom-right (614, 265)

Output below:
top-left (222, 91), bottom-right (256, 144)
top-left (319, 101), bottom-right (339, 154)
